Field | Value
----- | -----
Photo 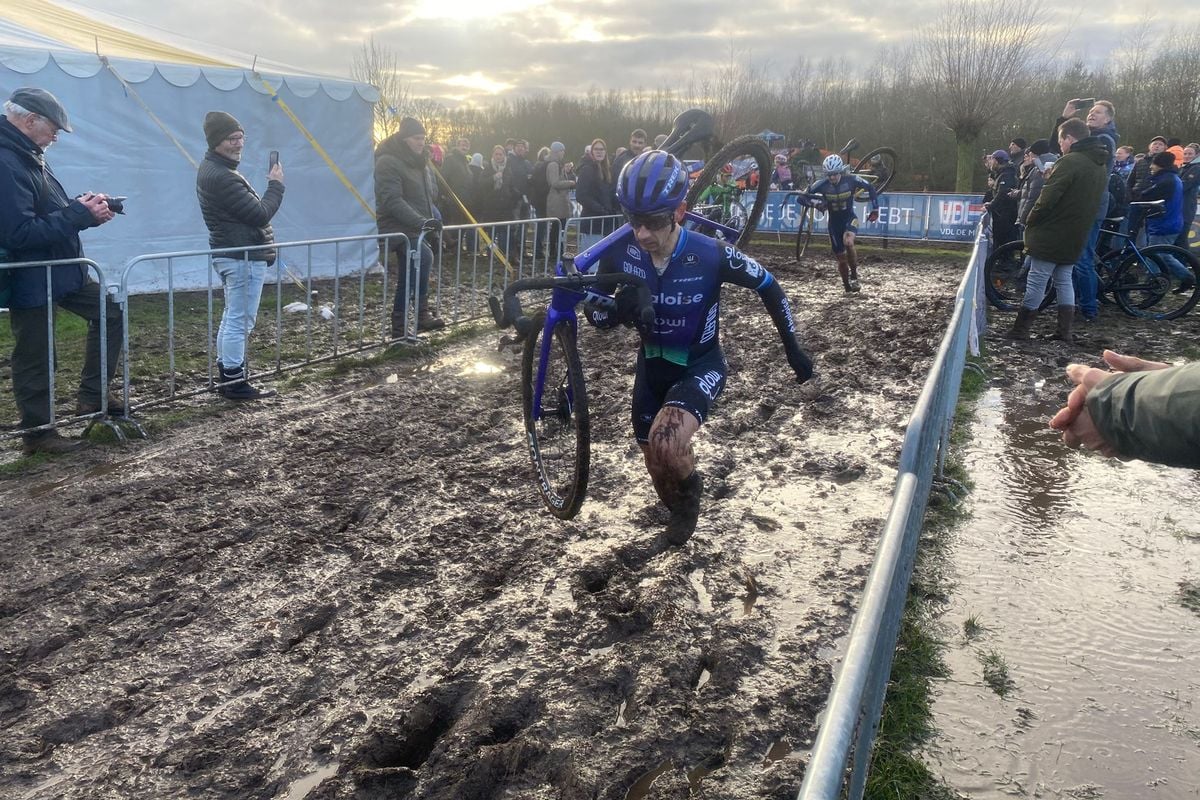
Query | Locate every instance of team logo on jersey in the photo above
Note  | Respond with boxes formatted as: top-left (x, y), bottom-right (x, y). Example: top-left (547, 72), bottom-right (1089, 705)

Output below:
top-left (699, 303), bottom-right (719, 344)
top-left (684, 253), bottom-right (699, 265)
top-left (727, 248), bottom-right (764, 279)
top-left (626, 245), bottom-right (642, 260)
top-left (623, 263), bottom-right (647, 279)
top-left (696, 370), bottom-right (723, 401)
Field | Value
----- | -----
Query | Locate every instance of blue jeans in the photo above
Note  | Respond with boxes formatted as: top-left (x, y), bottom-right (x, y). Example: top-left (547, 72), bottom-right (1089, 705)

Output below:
top-left (1072, 219), bottom-right (1103, 318)
top-left (1146, 234), bottom-right (1195, 283)
top-left (213, 258), bottom-right (267, 367)
top-left (1024, 256), bottom-right (1075, 310)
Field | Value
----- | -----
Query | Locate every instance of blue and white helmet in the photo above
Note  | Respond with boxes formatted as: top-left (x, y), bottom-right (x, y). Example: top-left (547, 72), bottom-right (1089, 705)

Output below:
top-left (822, 154), bottom-right (845, 175)
top-left (616, 150), bottom-right (689, 215)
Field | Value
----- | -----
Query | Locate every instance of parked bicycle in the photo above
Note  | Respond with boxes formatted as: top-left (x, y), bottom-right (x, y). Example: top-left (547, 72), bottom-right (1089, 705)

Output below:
top-left (985, 201), bottom-right (1200, 320)
top-left (488, 109), bottom-right (775, 519)
top-left (789, 139), bottom-right (898, 259)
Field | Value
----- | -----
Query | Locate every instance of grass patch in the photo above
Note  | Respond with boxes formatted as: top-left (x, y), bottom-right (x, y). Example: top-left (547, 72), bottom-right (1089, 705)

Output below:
top-left (979, 649), bottom-right (1016, 698)
top-left (962, 613), bottom-right (985, 640)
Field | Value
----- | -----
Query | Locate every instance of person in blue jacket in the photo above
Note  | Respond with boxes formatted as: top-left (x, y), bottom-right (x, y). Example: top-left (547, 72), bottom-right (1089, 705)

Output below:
top-left (1134, 151), bottom-right (1196, 290)
top-left (583, 150), bottom-right (818, 545)
top-left (0, 87), bottom-right (123, 455)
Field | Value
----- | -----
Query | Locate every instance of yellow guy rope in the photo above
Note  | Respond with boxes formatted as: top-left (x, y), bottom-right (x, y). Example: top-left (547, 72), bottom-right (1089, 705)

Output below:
top-left (100, 56), bottom-right (199, 169)
top-left (254, 73), bottom-right (376, 220)
top-left (429, 162), bottom-right (517, 280)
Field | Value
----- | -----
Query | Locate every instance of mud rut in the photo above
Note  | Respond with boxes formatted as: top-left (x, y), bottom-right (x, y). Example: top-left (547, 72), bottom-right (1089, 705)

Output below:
top-left (0, 251), bottom-right (961, 800)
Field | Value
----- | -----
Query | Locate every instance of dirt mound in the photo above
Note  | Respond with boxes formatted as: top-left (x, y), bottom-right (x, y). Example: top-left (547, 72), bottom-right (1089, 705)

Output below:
top-left (0, 250), bottom-right (962, 799)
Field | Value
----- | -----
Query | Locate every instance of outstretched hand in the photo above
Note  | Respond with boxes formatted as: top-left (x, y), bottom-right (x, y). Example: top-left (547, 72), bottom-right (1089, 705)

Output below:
top-left (1048, 350), bottom-right (1171, 458)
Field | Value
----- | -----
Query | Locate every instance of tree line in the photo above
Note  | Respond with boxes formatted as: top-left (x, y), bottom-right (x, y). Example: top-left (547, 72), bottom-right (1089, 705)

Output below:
top-left (353, 4), bottom-right (1200, 194)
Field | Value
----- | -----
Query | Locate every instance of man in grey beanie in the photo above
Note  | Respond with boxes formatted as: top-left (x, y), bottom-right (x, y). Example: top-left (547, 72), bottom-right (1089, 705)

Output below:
top-left (196, 110), bottom-right (285, 399)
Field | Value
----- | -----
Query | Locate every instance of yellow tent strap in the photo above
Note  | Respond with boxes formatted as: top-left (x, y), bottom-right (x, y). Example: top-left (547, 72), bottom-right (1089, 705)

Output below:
top-left (430, 162), bottom-right (516, 280)
top-left (255, 74), bottom-right (376, 220)
top-left (100, 56), bottom-right (198, 170)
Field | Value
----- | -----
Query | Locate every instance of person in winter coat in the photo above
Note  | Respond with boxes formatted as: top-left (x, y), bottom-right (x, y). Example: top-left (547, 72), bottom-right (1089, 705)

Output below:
top-left (440, 136), bottom-right (473, 230)
top-left (375, 116), bottom-right (445, 334)
top-left (1176, 143), bottom-right (1200, 250)
top-left (477, 144), bottom-right (518, 257)
top-left (1050, 350), bottom-right (1200, 469)
top-left (576, 138), bottom-right (618, 238)
top-left (1132, 151), bottom-right (1195, 289)
top-left (1007, 118), bottom-right (1108, 344)
top-left (1017, 140), bottom-right (1055, 226)
top-left (985, 149), bottom-right (1019, 247)
top-left (0, 88), bottom-right (124, 453)
top-left (197, 110), bottom-right (285, 400)
top-left (542, 141), bottom-right (576, 261)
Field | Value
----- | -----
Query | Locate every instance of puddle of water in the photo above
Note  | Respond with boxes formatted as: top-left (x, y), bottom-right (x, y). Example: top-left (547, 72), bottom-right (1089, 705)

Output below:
top-left (763, 739), bottom-right (790, 764)
top-left (615, 699), bottom-right (630, 728)
top-left (928, 386), bottom-right (1200, 798)
top-left (286, 763), bottom-right (338, 799)
top-left (624, 760), bottom-right (673, 800)
top-left (689, 569), bottom-right (714, 613)
top-left (695, 668), bottom-right (711, 693)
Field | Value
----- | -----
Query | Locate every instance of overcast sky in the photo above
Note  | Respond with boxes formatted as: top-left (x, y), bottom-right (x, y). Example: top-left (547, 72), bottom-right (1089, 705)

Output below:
top-left (63, 0), bottom-right (1197, 104)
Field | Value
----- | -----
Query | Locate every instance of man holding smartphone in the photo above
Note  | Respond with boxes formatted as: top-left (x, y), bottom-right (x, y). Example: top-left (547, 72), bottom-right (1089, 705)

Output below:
top-left (196, 110), bottom-right (285, 400)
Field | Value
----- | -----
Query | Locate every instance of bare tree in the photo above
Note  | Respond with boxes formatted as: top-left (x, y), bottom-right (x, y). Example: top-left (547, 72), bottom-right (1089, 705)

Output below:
top-left (913, 0), bottom-right (1049, 190)
top-left (350, 36), bottom-right (412, 142)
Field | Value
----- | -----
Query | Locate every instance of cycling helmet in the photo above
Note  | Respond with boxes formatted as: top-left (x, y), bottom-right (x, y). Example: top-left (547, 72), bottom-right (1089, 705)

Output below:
top-left (775, 153), bottom-right (787, 163)
top-left (617, 150), bottom-right (689, 214)
top-left (822, 154), bottom-right (845, 175)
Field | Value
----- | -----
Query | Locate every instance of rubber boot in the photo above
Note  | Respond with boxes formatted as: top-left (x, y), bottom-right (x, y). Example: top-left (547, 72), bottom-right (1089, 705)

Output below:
top-left (219, 363), bottom-right (274, 400)
top-left (663, 471), bottom-right (703, 546)
top-left (1052, 305), bottom-right (1074, 344)
top-left (1005, 306), bottom-right (1038, 340)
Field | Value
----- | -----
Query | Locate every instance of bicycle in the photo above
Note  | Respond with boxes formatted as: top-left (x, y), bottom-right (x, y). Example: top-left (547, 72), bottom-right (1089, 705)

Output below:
top-left (789, 139), bottom-right (898, 259)
top-left (984, 201), bottom-right (1200, 320)
top-left (488, 109), bottom-right (769, 519)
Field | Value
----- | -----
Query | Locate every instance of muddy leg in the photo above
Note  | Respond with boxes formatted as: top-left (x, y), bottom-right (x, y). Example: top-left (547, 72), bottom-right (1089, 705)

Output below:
top-left (643, 407), bottom-right (703, 544)
top-left (845, 232), bottom-right (861, 291)
top-left (835, 252), bottom-right (852, 291)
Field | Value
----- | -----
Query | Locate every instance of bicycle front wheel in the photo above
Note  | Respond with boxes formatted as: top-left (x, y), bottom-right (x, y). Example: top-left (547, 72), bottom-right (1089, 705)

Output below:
top-left (795, 207), bottom-right (815, 261)
top-left (522, 315), bottom-right (590, 519)
top-left (686, 135), bottom-right (773, 245)
top-left (852, 147), bottom-right (898, 198)
top-left (1113, 245), bottom-right (1200, 319)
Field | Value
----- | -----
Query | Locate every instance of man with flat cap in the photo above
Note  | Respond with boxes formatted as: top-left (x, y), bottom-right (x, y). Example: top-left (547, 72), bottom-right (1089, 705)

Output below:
top-left (196, 110), bottom-right (285, 400)
top-left (0, 87), bottom-right (124, 455)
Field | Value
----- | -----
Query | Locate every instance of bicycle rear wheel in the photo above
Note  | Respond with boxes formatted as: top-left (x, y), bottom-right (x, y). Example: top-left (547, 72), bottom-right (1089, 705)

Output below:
top-left (1113, 245), bottom-right (1200, 319)
top-left (852, 147), bottom-right (897, 199)
top-left (984, 240), bottom-right (1055, 311)
top-left (795, 207), bottom-right (815, 261)
top-left (686, 135), bottom-right (773, 245)
top-left (522, 315), bottom-right (590, 519)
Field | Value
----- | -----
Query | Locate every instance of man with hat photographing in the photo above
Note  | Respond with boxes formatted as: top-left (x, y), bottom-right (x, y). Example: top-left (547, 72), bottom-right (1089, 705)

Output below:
top-left (0, 87), bottom-right (124, 455)
top-left (196, 109), bottom-right (285, 400)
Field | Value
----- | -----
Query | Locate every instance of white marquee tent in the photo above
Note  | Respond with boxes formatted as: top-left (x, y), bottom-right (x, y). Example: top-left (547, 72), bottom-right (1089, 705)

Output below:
top-left (0, 2), bottom-right (380, 295)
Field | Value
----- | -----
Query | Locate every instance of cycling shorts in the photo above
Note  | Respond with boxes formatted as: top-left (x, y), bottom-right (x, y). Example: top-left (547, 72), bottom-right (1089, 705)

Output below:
top-left (632, 347), bottom-right (728, 443)
top-left (827, 212), bottom-right (859, 254)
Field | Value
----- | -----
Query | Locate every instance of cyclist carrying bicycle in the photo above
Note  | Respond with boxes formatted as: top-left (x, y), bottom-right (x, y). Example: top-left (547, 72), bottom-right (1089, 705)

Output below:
top-left (581, 150), bottom-right (817, 545)
top-left (804, 154), bottom-right (880, 293)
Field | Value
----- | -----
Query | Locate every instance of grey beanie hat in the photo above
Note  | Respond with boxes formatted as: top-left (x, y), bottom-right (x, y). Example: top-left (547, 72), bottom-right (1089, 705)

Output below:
top-left (204, 111), bottom-right (243, 149)
top-left (10, 87), bottom-right (72, 132)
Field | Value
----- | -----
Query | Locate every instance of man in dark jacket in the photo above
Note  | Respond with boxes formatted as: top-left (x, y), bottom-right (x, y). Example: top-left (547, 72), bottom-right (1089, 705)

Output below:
top-left (1133, 152), bottom-right (1196, 289)
top-left (196, 110), bottom-right (284, 400)
top-left (1051, 99), bottom-right (1118, 321)
top-left (375, 116), bottom-right (445, 335)
top-left (1008, 118), bottom-right (1109, 343)
top-left (440, 136), bottom-right (473, 232)
top-left (0, 88), bottom-right (122, 454)
top-left (985, 150), bottom-right (1019, 246)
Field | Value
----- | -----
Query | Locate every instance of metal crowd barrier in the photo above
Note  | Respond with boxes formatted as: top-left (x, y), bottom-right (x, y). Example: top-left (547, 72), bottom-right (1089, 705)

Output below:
top-left (796, 224), bottom-right (987, 800)
top-left (0, 258), bottom-right (127, 444)
top-left (563, 215), bottom-right (624, 257)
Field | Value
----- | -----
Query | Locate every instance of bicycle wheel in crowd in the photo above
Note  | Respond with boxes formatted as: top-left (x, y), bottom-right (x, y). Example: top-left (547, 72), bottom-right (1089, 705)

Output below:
top-left (984, 240), bottom-right (1054, 311)
top-left (686, 135), bottom-right (773, 246)
top-left (795, 206), bottom-right (815, 261)
top-left (1113, 245), bottom-right (1200, 320)
top-left (522, 315), bottom-right (590, 519)
top-left (852, 147), bottom-right (898, 200)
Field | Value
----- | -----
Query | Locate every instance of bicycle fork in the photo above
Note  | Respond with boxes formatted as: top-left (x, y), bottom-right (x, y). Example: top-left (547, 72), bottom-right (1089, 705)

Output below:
top-left (530, 286), bottom-right (581, 422)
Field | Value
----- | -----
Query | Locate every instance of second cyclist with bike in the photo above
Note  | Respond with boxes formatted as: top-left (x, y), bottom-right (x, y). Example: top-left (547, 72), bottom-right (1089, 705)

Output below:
top-left (804, 154), bottom-right (880, 293)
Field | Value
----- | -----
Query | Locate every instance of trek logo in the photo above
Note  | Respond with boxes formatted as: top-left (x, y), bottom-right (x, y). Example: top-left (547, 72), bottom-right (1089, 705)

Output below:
top-left (696, 370), bottom-right (723, 401)
top-left (623, 263), bottom-right (647, 280)
top-left (653, 291), bottom-right (703, 306)
top-left (626, 245), bottom-right (642, 260)
top-left (938, 199), bottom-right (984, 225)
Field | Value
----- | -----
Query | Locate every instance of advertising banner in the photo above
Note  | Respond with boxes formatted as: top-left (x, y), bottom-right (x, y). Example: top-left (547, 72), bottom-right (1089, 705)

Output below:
top-left (751, 191), bottom-right (987, 243)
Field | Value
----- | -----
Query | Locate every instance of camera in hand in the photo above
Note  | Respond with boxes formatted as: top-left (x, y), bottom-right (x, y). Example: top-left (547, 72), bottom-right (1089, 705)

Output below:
top-left (105, 196), bottom-right (127, 214)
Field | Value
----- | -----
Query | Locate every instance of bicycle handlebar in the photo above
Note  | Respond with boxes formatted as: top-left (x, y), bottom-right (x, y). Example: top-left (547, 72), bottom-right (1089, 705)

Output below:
top-left (490, 271), bottom-right (655, 337)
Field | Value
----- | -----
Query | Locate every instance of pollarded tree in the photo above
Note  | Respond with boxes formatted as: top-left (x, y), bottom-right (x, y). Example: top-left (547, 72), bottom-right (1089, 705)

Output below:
top-left (913, 0), bottom-right (1049, 191)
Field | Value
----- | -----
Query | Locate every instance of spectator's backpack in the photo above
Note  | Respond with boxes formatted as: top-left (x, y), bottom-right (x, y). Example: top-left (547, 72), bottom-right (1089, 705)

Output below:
top-left (530, 159), bottom-right (551, 212)
top-left (1108, 169), bottom-right (1130, 218)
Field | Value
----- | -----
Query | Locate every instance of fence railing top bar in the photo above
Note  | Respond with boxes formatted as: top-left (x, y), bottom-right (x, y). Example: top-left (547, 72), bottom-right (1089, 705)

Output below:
top-left (0, 257), bottom-right (103, 270)
top-left (121, 232), bottom-right (411, 268)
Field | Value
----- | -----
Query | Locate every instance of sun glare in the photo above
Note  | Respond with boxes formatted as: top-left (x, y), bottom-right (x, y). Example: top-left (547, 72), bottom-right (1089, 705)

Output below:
top-left (441, 72), bottom-right (515, 94)
top-left (412, 0), bottom-right (544, 19)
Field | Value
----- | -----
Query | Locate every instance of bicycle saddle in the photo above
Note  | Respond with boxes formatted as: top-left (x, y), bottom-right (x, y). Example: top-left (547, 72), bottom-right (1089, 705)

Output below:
top-left (660, 109), bottom-right (715, 157)
top-left (840, 138), bottom-right (860, 156)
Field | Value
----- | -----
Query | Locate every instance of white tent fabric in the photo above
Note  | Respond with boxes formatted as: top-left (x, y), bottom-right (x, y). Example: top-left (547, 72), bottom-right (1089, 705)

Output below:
top-left (0, 27), bottom-right (380, 295)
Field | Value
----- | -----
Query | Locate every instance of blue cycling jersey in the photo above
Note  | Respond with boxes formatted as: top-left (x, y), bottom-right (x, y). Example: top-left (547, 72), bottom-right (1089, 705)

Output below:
top-left (583, 227), bottom-right (812, 380)
top-left (806, 173), bottom-right (879, 216)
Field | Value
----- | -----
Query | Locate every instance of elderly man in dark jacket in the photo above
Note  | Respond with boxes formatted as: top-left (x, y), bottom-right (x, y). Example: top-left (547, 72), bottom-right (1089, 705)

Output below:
top-left (1008, 118), bottom-right (1109, 343)
top-left (196, 110), bottom-right (284, 400)
top-left (0, 87), bottom-right (122, 454)
top-left (375, 116), bottom-right (445, 335)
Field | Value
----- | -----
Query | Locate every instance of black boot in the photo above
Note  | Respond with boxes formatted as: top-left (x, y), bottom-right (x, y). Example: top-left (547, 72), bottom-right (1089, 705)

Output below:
top-left (219, 363), bottom-right (275, 400)
top-left (1005, 307), bottom-right (1038, 340)
top-left (663, 472), bottom-right (703, 546)
top-left (1052, 305), bottom-right (1074, 344)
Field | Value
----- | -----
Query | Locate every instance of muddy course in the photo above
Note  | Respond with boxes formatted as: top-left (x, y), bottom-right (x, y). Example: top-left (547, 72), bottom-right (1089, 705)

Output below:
top-left (0, 249), bottom-right (963, 799)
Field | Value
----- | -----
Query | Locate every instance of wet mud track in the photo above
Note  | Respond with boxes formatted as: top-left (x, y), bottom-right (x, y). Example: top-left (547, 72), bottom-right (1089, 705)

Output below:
top-left (0, 251), bottom-right (962, 799)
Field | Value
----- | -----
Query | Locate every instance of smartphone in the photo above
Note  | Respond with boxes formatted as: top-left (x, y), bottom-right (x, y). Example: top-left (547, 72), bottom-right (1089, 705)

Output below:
top-left (1074, 97), bottom-right (1095, 109)
top-left (269, 150), bottom-right (279, 169)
